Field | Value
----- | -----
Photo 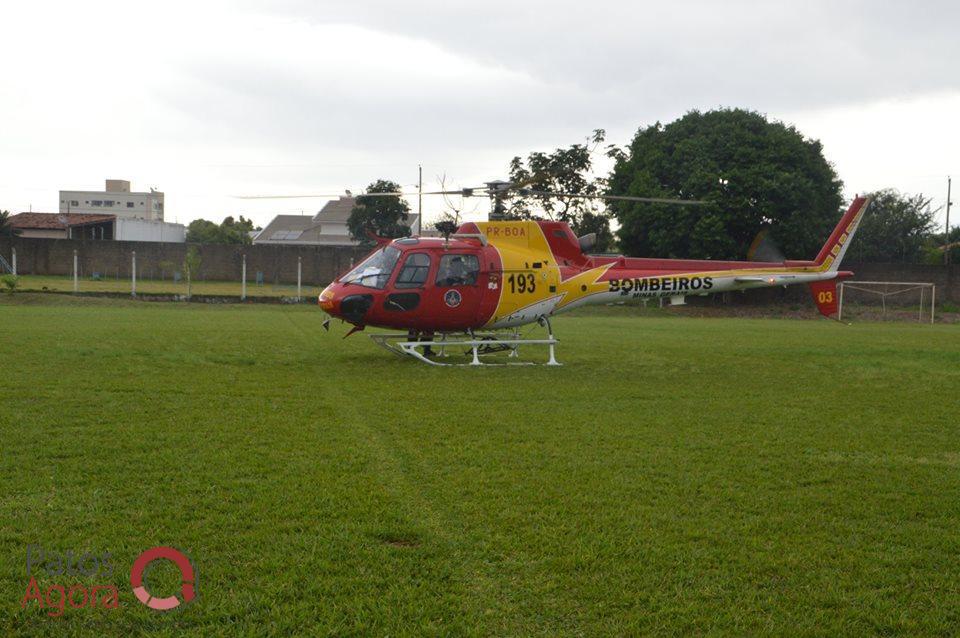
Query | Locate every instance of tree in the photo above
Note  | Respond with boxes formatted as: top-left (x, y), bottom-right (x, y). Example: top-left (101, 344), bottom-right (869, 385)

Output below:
top-left (0, 210), bottom-right (20, 238)
top-left (347, 180), bottom-right (411, 243)
top-left (609, 109), bottom-right (844, 260)
top-left (505, 129), bottom-right (616, 251)
top-left (1, 274), bottom-right (18, 293)
top-left (924, 225), bottom-right (960, 265)
top-left (183, 246), bottom-right (201, 299)
top-left (846, 189), bottom-right (937, 262)
top-left (185, 219), bottom-right (220, 244)
top-left (186, 216), bottom-right (259, 244)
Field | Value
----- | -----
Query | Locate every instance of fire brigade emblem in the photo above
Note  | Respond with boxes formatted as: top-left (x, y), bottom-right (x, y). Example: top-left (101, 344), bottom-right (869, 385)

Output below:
top-left (444, 290), bottom-right (462, 308)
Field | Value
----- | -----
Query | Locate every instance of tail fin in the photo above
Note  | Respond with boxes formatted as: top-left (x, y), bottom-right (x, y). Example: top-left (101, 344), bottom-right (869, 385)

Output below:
top-left (809, 280), bottom-right (839, 318)
top-left (815, 196), bottom-right (871, 272)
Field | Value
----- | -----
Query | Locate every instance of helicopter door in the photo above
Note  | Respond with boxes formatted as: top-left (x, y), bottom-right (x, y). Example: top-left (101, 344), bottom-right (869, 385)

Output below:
top-left (383, 252), bottom-right (431, 323)
top-left (430, 253), bottom-right (482, 329)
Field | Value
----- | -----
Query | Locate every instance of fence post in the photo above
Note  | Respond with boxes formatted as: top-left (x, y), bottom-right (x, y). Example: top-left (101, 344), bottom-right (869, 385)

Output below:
top-left (131, 251), bottom-right (137, 297)
top-left (837, 282), bottom-right (844, 322)
top-left (297, 256), bottom-right (302, 302)
top-left (73, 250), bottom-right (78, 293)
top-left (242, 254), bottom-right (247, 301)
top-left (10, 248), bottom-right (15, 276)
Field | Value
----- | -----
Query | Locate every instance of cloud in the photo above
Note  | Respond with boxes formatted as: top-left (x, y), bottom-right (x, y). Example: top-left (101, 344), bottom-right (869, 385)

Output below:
top-left (0, 0), bottom-right (957, 226)
top-left (259, 0), bottom-right (960, 113)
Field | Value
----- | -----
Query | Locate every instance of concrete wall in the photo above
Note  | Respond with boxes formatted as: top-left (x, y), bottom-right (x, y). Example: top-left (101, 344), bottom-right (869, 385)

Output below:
top-left (0, 236), bottom-right (369, 285)
top-left (1, 235), bottom-right (956, 303)
top-left (19, 229), bottom-right (67, 240)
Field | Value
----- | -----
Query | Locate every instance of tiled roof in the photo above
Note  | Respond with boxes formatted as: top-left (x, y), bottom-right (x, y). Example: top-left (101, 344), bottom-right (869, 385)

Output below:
top-left (8, 212), bottom-right (116, 229)
top-left (312, 197), bottom-right (421, 230)
top-left (312, 197), bottom-right (356, 223)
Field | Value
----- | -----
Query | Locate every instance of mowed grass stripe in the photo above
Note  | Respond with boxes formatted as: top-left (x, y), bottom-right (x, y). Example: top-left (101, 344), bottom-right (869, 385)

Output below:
top-left (1, 295), bottom-right (959, 635)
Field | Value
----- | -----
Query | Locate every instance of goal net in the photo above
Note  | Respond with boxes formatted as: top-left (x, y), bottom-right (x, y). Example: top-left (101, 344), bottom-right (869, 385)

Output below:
top-left (838, 281), bottom-right (935, 323)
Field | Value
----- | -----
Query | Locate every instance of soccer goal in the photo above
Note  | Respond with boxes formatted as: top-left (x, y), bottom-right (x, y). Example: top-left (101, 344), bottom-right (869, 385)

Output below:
top-left (838, 281), bottom-right (935, 324)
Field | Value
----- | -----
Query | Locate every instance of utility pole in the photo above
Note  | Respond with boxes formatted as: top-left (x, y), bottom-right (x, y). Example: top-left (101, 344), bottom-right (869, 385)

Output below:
top-left (418, 164), bottom-right (423, 236)
top-left (946, 176), bottom-right (952, 266)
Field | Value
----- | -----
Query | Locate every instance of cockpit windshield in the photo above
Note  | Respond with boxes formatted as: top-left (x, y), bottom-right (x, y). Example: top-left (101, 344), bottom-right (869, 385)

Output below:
top-left (340, 246), bottom-right (401, 289)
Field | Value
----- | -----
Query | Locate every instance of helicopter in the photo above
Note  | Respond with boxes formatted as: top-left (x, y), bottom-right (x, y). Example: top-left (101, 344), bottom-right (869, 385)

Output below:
top-left (241, 183), bottom-right (870, 365)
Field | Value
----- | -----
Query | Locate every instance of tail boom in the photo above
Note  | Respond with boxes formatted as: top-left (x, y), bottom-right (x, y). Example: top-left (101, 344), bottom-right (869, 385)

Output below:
top-left (815, 196), bottom-right (871, 272)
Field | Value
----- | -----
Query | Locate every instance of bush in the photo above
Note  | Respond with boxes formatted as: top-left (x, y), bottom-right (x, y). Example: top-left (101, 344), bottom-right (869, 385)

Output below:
top-left (1, 274), bottom-right (19, 293)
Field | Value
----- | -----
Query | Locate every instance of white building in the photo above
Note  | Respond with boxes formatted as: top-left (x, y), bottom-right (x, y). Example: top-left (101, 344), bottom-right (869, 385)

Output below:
top-left (60, 179), bottom-right (165, 221)
top-left (114, 217), bottom-right (186, 242)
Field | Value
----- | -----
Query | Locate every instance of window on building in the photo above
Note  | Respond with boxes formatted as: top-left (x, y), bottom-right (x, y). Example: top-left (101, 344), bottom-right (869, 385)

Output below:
top-left (91, 200), bottom-right (103, 207)
top-left (103, 200), bottom-right (114, 207)
top-left (70, 200), bottom-right (79, 206)
top-left (127, 202), bottom-right (134, 208)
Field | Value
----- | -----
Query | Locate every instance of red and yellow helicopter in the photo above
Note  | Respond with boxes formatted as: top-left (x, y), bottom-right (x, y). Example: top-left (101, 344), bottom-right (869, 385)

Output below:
top-left (244, 183), bottom-right (870, 365)
top-left (313, 187), bottom-right (870, 365)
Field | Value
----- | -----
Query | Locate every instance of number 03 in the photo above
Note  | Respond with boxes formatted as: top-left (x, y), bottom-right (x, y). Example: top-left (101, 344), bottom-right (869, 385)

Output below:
top-left (817, 291), bottom-right (833, 303)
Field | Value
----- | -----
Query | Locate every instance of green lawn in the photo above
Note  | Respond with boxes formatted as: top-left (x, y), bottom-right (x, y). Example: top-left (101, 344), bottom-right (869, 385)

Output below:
top-left (13, 274), bottom-right (320, 299)
top-left (2, 294), bottom-right (959, 636)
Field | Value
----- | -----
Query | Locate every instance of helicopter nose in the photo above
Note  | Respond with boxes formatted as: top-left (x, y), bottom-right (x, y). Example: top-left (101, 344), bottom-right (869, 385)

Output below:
top-left (318, 284), bottom-right (373, 325)
top-left (319, 285), bottom-right (336, 312)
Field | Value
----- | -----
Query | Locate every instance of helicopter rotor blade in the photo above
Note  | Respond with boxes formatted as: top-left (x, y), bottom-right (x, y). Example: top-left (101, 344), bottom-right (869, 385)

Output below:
top-left (233, 184), bottom-right (707, 205)
top-left (518, 189), bottom-right (708, 205)
top-left (233, 191), bottom-right (455, 200)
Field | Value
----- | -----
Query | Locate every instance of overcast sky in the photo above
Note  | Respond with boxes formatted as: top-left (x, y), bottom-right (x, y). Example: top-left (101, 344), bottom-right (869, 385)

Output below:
top-left (1, 0), bottom-right (957, 231)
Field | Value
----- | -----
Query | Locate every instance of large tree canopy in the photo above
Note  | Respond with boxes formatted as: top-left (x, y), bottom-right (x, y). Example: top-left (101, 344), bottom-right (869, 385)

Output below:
top-left (608, 109), bottom-right (844, 260)
top-left (505, 129), bottom-right (615, 252)
top-left (847, 189), bottom-right (936, 263)
top-left (347, 180), bottom-right (411, 243)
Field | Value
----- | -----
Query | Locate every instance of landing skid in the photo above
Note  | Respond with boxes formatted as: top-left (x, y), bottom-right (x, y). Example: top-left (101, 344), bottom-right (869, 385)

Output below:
top-left (369, 318), bottom-right (561, 366)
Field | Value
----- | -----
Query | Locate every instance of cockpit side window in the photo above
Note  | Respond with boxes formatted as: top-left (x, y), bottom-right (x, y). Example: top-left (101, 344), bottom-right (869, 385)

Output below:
top-left (340, 246), bottom-right (401, 289)
top-left (436, 254), bottom-right (479, 287)
top-left (394, 253), bottom-right (431, 289)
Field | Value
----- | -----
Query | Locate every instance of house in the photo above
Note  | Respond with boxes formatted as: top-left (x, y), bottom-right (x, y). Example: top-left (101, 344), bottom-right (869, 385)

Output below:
top-left (8, 213), bottom-right (116, 240)
top-left (253, 196), bottom-right (425, 246)
top-left (7, 212), bottom-right (186, 242)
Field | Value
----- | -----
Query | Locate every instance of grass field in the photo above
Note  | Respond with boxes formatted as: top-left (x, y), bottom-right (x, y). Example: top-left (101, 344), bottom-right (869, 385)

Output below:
top-left (11, 274), bottom-right (319, 298)
top-left (2, 294), bottom-right (959, 636)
